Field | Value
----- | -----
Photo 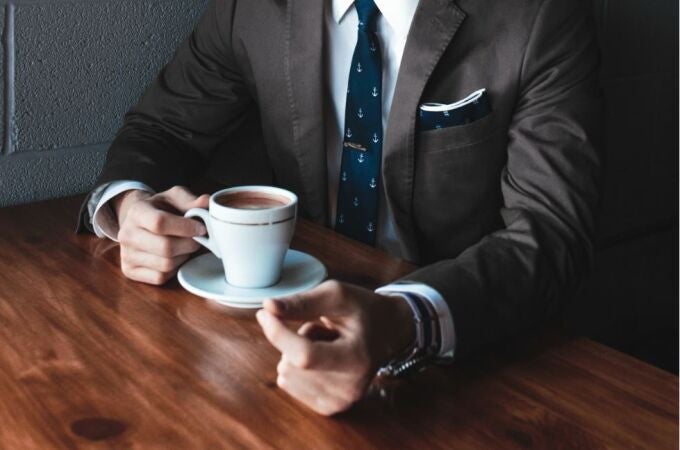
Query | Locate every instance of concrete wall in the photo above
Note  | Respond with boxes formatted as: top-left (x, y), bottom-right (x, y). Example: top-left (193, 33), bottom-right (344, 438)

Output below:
top-left (0, 0), bottom-right (208, 206)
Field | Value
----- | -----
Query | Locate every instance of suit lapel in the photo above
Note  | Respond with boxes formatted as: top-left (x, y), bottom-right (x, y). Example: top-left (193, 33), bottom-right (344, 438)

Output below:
top-left (382, 0), bottom-right (466, 261)
top-left (285, 0), bottom-right (327, 223)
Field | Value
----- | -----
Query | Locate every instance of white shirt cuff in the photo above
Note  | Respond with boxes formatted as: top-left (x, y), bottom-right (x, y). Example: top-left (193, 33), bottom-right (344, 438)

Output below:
top-left (91, 181), bottom-right (155, 242)
top-left (376, 282), bottom-right (456, 359)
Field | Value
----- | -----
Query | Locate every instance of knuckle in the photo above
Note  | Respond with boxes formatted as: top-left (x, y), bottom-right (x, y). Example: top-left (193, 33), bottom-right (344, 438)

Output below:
top-left (294, 352), bottom-right (311, 369)
top-left (293, 344), bottom-right (313, 369)
top-left (169, 185), bottom-right (186, 195)
top-left (336, 283), bottom-right (348, 298)
top-left (326, 280), bottom-right (342, 292)
top-left (186, 239), bottom-right (201, 252)
top-left (117, 227), bottom-right (131, 244)
top-left (150, 272), bottom-right (166, 286)
top-left (127, 202), bottom-right (140, 217)
top-left (149, 214), bottom-right (165, 233)
top-left (316, 406), bottom-right (333, 416)
top-left (120, 252), bottom-right (133, 267)
top-left (325, 280), bottom-right (346, 298)
top-left (159, 257), bottom-right (175, 272)
top-left (127, 202), bottom-right (145, 223)
top-left (158, 239), bottom-right (174, 257)
top-left (316, 399), bottom-right (340, 416)
top-left (276, 375), bottom-right (287, 390)
top-left (345, 386), bottom-right (363, 404)
top-left (335, 398), bottom-right (352, 414)
top-left (276, 359), bottom-right (289, 375)
top-left (169, 185), bottom-right (191, 199)
top-left (121, 263), bottom-right (133, 278)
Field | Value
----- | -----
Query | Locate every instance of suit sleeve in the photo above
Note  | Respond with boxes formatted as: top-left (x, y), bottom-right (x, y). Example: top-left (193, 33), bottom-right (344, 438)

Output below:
top-left (77, 0), bottom-right (251, 232)
top-left (401, 0), bottom-right (604, 358)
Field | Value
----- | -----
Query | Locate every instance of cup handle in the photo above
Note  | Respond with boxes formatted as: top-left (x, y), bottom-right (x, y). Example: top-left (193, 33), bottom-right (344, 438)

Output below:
top-left (184, 208), bottom-right (221, 259)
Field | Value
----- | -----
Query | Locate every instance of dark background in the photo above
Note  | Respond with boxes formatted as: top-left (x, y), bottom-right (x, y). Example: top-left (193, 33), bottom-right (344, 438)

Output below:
top-left (564, 0), bottom-right (678, 373)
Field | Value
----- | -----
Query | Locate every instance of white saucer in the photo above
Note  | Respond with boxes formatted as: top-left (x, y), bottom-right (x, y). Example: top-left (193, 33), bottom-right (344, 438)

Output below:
top-left (177, 250), bottom-right (327, 309)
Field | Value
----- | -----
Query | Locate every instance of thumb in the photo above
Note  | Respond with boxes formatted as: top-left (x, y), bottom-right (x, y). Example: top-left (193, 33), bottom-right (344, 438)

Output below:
top-left (264, 281), bottom-right (349, 321)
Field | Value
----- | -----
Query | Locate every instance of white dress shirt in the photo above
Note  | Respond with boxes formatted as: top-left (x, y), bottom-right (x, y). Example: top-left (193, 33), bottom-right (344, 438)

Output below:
top-left (89, 0), bottom-right (455, 359)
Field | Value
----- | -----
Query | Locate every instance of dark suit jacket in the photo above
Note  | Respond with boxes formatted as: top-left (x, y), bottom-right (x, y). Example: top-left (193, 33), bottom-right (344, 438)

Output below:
top-left (79, 0), bottom-right (603, 358)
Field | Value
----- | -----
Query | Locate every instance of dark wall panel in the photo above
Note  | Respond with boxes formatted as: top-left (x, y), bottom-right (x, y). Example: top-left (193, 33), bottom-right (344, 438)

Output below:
top-left (594, 0), bottom-right (679, 243)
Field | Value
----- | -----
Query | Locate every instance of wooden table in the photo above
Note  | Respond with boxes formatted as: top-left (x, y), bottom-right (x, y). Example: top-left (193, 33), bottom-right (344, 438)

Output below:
top-left (0, 196), bottom-right (677, 449)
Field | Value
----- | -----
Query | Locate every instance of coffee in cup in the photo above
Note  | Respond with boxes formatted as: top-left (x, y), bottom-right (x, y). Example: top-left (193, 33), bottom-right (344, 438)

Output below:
top-left (214, 191), bottom-right (291, 210)
top-left (184, 186), bottom-right (298, 288)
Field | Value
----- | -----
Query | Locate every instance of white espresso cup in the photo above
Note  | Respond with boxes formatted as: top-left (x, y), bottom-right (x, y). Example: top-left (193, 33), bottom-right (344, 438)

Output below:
top-left (184, 186), bottom-right (298, 288)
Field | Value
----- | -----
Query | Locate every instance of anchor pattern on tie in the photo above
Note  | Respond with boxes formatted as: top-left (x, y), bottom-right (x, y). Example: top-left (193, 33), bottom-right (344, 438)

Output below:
top-left (335, 0), bottom-right (382, 245)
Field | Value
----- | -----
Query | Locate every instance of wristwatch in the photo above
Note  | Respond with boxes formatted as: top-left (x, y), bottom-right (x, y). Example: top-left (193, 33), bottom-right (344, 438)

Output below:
top-left (377, 292), bottom-right (440, 378)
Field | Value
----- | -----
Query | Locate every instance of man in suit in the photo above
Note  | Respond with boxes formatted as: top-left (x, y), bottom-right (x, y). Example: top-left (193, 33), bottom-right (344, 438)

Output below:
top-left (78, 0), bottom-right (602, 415)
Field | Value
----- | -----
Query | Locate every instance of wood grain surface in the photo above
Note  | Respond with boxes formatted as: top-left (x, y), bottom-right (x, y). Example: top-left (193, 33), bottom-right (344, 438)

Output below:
top-left (0, 196), bottom-right (677, 449)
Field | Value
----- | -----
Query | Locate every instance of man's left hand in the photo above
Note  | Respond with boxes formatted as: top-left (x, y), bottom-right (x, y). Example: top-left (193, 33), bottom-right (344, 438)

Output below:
top-left (256, 280), bottom-right (415, 416)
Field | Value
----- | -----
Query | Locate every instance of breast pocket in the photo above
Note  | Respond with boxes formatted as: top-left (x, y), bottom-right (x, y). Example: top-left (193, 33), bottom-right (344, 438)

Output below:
top-left (413, 111), bottom-right (507, 260)
top-left (416, 111), bottom-right (499, 155)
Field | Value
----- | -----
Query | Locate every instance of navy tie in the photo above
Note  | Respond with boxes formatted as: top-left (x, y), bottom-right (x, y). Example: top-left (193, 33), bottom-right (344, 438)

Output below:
top-left (335, 0), bottom-right (382, 245)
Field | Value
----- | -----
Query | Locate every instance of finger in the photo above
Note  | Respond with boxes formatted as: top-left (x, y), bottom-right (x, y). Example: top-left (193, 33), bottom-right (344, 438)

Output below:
top-left (120, 265), bottom-right (174, 286)
top-left (264, 280), bottom-right (350, 321)
top-left (257, 310), bottom-right (348, 370)
top-left (193, 194), bottom-right (210, 209)
top-left (297, 322), bottom-right (339, 342)
top-left (121, 248), bottom-right (190, 273)
top-left (278, 359), bottom-right (366, 406)
top-left (256, 309), bottom-right (311, 361)
top-left (120, 227), bottom-right (200, 257)
top-left (275, 362), bottom-right (351, 416)
top-left (133, 204), bottom-right (206, 237)
top-left (158, 186), bottom-right (208, 213)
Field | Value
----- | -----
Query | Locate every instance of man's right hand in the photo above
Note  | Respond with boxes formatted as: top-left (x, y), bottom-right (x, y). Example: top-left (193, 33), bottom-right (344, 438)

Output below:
top-left (113, 186), bottom-right (209, 285)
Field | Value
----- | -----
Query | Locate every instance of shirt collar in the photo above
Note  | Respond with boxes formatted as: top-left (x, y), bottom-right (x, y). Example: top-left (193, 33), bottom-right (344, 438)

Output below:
top-left (332, 0), bottom-right (419, 38)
